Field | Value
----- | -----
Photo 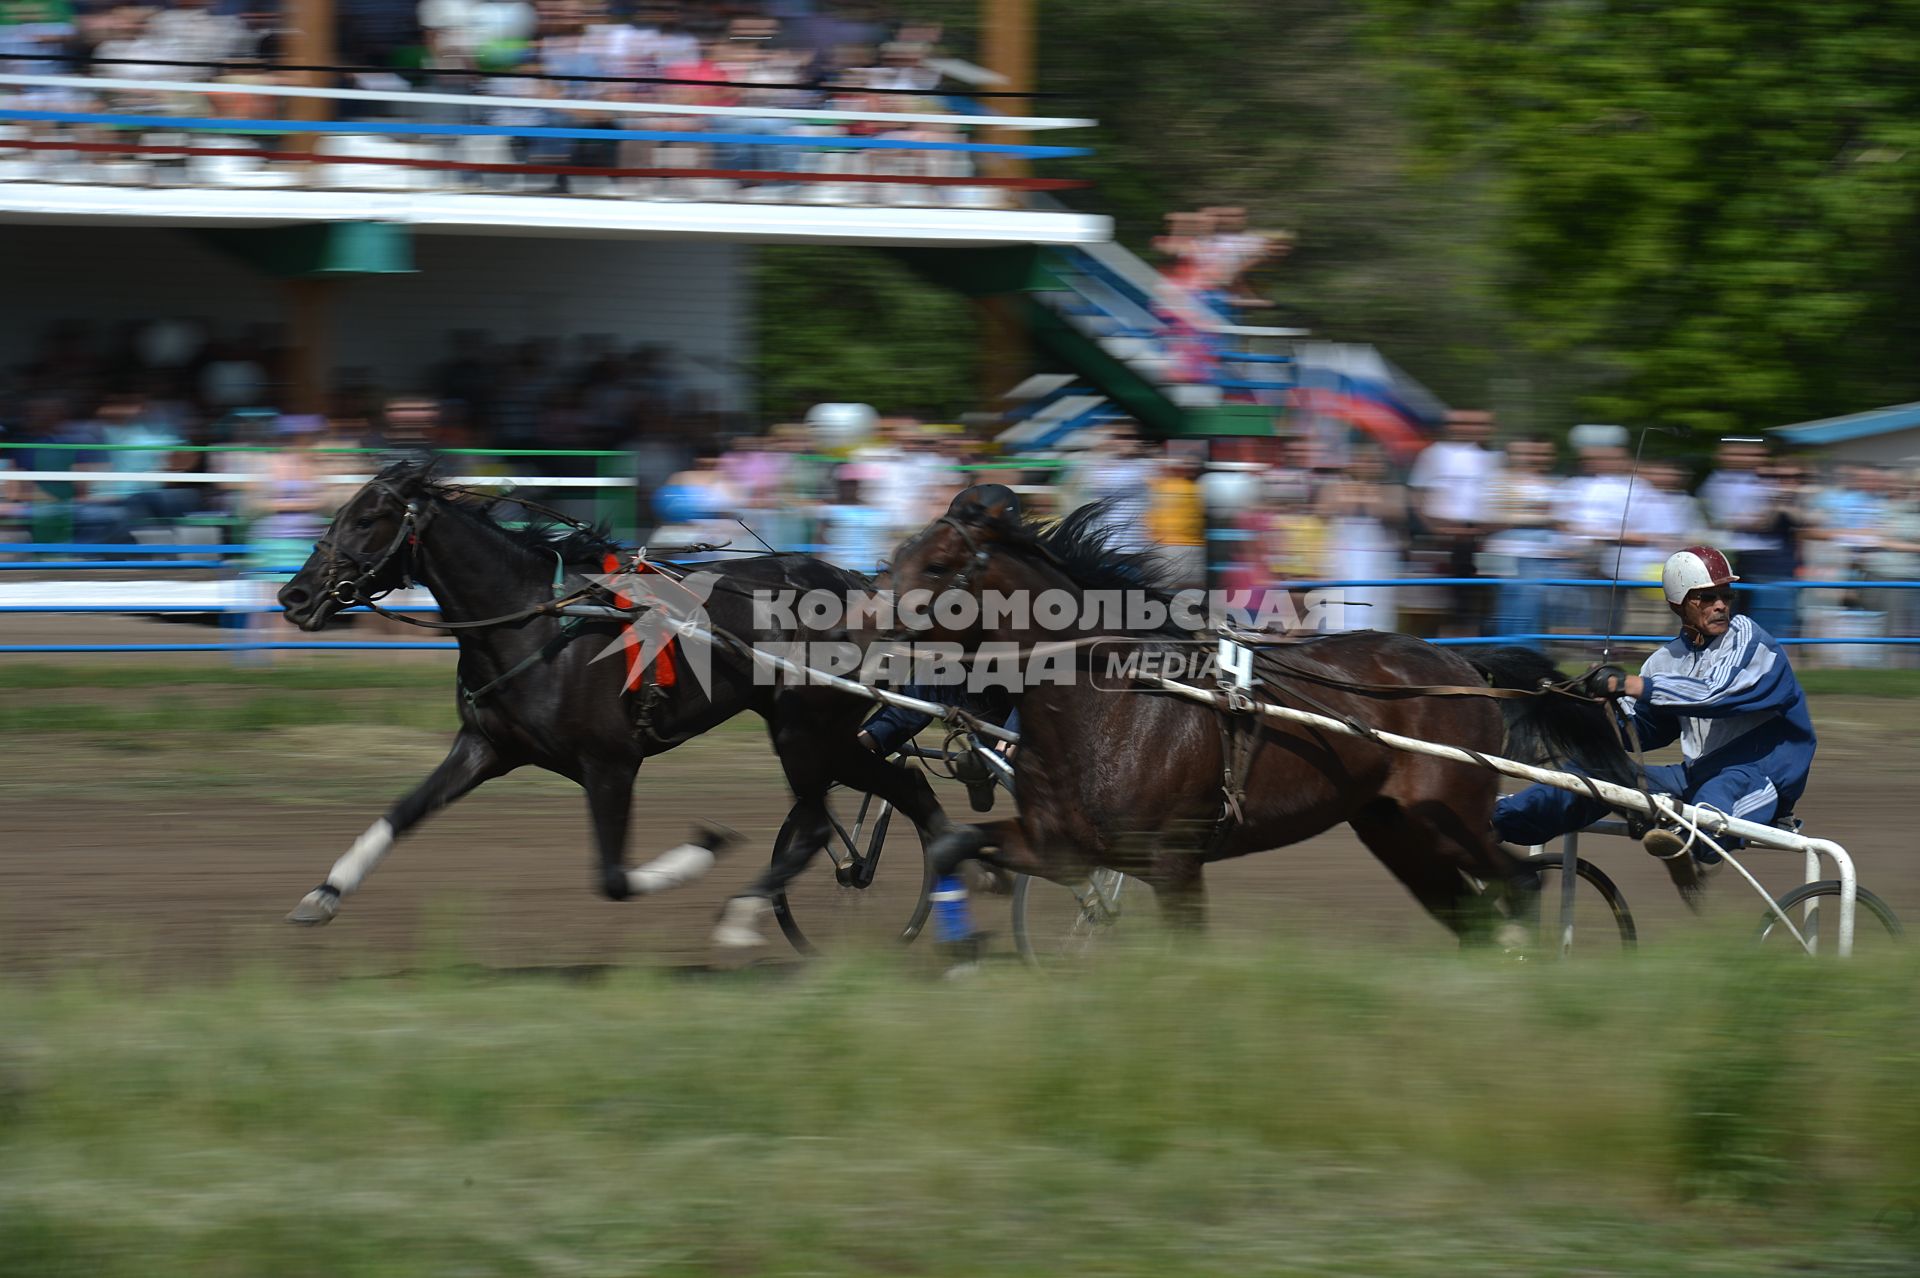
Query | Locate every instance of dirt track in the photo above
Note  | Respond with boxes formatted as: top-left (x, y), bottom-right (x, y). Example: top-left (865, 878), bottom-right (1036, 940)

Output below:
top-left (3, 688), bottom-right (1915, 980)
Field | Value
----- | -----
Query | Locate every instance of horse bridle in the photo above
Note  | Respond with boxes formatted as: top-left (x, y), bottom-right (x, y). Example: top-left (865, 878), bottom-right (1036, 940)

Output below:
top-left (316, 482), bottom-right (426, 607)
top-left (932, 515), bottom-right (995, 595)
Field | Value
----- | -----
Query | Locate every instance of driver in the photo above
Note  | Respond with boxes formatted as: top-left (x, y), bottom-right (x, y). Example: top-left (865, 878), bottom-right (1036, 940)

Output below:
top-left (1492, 545), bottom-right (1817, 901)
top-left (859, 483), bottom-right (1023, 812)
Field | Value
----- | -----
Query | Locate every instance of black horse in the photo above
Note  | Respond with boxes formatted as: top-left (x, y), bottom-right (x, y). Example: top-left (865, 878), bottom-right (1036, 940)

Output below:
top-left (276, 458), bottom-right (954, 945)
top-left (885, 501), bottom-right (1629, 940)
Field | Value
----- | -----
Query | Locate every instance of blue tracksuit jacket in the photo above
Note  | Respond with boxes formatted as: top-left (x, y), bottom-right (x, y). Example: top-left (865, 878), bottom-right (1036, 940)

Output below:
top-left (1494, 616), bottom-right (1816, 847)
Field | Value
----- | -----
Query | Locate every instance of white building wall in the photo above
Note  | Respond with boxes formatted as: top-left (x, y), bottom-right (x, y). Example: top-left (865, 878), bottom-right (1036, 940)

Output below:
top-left (0, 226), bottom-right (751, 411)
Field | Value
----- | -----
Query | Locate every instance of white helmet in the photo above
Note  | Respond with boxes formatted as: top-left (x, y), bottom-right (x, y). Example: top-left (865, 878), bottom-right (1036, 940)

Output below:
top-left (1661, 545), bottom-right (1739, 606)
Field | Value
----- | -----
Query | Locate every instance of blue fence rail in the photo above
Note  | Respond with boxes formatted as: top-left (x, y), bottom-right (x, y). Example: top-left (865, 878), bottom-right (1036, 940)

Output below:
top-left (2, 547), bottom-right (1917, 654)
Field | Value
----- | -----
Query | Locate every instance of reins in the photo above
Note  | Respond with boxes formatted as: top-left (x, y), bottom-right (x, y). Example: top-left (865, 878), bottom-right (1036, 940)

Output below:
top-left (321, 482), bottom-right (774, 633)
top-left (910, 513), bottom-right (1631, 844)
top-left (922, 516), bottom-right (1601, 707)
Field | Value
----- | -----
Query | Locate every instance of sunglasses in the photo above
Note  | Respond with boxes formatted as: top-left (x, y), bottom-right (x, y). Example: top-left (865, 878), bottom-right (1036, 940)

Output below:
top-left (1687, 588), bottom-right (1736, 605)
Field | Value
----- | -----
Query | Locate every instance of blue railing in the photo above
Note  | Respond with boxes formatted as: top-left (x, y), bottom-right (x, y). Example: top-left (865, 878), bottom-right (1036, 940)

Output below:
top-left (3, 549), bottom-right (1916, 654)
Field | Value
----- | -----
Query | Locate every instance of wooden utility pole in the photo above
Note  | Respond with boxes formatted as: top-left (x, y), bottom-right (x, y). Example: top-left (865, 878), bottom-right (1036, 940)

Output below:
top-left (977, 0), bottom-right (1036, 412)
top-left (285, 0), bottom-right (336, 413)
top-left (287, 0), bottom-right (335, 127)
top-left (980, 0), bottom-right (1034, 184)
top-left (285, 277), bottom-right (335, 415)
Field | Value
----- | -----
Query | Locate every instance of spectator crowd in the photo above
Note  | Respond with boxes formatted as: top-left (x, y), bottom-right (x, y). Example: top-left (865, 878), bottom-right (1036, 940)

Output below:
top-left (6, 313), bottom-right (1919, 664)
top-left (0, 0), bottom-right (1005, 204)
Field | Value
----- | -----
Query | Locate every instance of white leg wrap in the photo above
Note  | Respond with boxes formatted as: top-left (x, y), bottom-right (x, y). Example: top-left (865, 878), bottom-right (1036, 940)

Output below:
top-left (327, 818), bottom-right (396, 896)
top-left (624, 843), bottom-right (716, 896)
top-left (711, 895), bottom-right (771, 949)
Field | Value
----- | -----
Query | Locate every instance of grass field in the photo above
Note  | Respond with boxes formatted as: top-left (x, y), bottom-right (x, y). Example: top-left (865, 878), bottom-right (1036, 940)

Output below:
top-left (3, 945), bottom-right (1919, 1277)
top-left (5, 658), bottom-right (1919, 1275)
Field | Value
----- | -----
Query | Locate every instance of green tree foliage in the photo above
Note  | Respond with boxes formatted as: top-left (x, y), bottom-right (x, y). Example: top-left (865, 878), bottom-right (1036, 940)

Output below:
top-left (1040, 0), bottom-right (1508, 386)
top-left (762, 1), bottom-right (1532, 421)
top-left (1372, 0), bottom-right (1920, 434)
top-left (754, 244), bottom-right (981, 422)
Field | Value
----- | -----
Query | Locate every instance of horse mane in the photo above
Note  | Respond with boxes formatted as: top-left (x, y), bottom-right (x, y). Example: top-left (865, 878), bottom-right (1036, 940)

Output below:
top-left (376, 455), bottom-right (624, 566)
top-left (973, 499), bottom-right (1172, 593)
top-left (971, 498), bottom-right (1189, 636)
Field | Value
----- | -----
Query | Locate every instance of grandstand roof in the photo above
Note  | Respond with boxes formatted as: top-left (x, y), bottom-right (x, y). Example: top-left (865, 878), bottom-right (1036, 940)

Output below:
top-left (0, 184), bottom-right (1111, 248)
top-left (1771, 402), bottom-right (1920, 447)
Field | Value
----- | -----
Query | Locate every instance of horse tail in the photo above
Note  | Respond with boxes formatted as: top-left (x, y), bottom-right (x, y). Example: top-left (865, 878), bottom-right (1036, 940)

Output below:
top-left (1469, 645), bottom-right (1639, 787)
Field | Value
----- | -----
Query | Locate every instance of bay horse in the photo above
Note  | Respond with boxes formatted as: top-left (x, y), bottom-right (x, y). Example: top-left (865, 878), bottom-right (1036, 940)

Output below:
top-left (275, 458), bottom-right (955, 943)
top-left (886, 501), bottom-right (1630, 940)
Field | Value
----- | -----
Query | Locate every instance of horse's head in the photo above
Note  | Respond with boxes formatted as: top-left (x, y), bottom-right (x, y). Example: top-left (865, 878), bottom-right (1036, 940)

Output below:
top-left (888, 485), bottom-right (1033, 647)
top-left (893, 493), bottom-right (1181, 653)
top-left (279, 459), bottom-right (435, 631)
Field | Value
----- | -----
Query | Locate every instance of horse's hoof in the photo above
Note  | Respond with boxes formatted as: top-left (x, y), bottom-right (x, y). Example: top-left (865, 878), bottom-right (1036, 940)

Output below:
top-left (711, 895), bottom-right (770, 949)
top-left (286, 886), bottom-right (340, 926)
top-left (692, 823), bottom-right (741, 856)
top-left (1492, 921), bottom-right (1536, 959)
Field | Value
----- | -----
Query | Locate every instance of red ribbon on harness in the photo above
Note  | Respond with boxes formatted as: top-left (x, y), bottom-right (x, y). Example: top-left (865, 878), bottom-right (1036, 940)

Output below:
top-left (604, 552), bottom-right (675, 689)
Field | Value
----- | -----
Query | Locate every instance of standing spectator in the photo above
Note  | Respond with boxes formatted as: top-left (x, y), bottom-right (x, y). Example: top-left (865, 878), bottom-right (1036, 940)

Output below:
top-left (1736, 458), bottom-right (1808, 642)
top-left (1147, 450), bottom-right (1207, 589)
top-left (1620, 461), bottom-right (1708, 635)
top-left (1406, 409), bottom-right (1498, 635)
top-left (651, 443), bottom-right (739, 551)
top-left (1705, 440), bottom-right (1800, 636)
top-left (1865, 469), bottom-right (1920, 667)
top-left (1561, 425), bottom-right (1635, 635)
top-left (1483, 434), bottom-right (1565, 640)
top-left (1315, 446), bottom-right (1404, 632)
top-left (855, 418), bottom-right (945, 545)
top-left (1699, 437), bottom-right (1769, 548)
top-left (1072, 422), bottom-right (1158, 554)
top-left (1810, 463), bottom-right (1889, 582)
top-left (1200, 206), bottom-right (1291, 313)
top-left (819, 464), bottom-right (892, 573)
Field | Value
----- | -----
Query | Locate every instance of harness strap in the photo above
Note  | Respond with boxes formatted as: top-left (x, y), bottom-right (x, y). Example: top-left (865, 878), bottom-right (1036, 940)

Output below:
top-left (462, 628), bottom-right (578, 707)
top-left (1255, 649), bottom-right (1591, 702)
top-left (359, 589), bottom-right (597, 630)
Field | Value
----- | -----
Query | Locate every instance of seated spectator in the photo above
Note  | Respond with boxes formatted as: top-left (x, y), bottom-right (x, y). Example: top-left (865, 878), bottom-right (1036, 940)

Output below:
top-left (21, 394), bottom-right (127, 545)
top-left (143, 0), bottom-right (253, 76)
top-left (382, 394), bottom-right (444, 454)
top-left (97, 390), bottom-right (202, 535)
top-left (246, 413), bottom-right (330, 566)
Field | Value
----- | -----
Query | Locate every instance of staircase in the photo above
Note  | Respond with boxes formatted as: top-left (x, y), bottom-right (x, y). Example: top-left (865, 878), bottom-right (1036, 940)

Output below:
top-left (996, 238), bottom-right (1307, 449)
